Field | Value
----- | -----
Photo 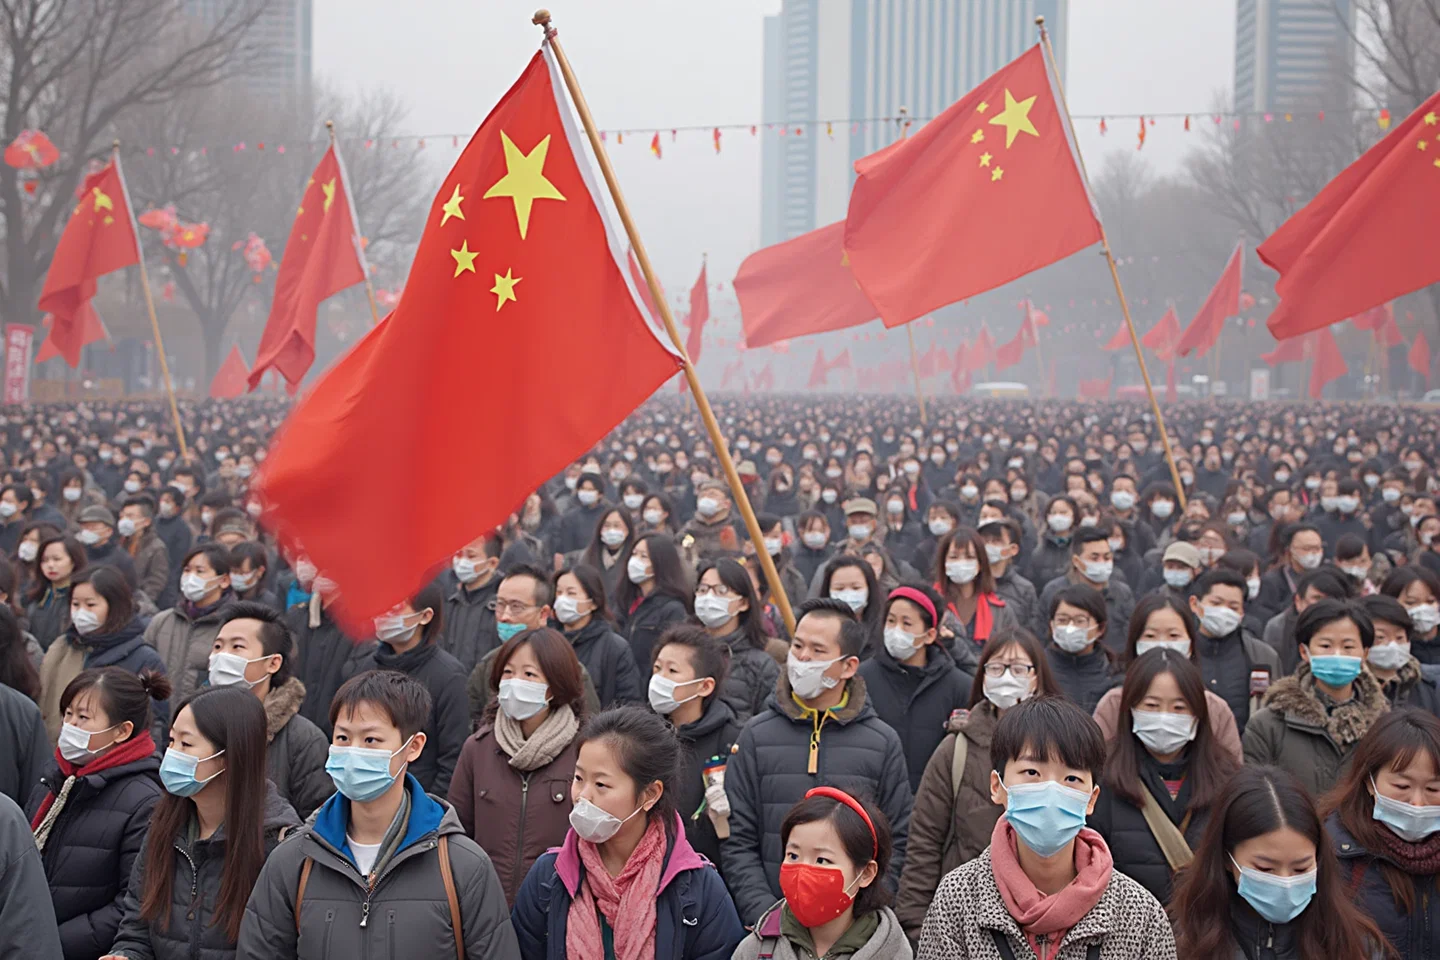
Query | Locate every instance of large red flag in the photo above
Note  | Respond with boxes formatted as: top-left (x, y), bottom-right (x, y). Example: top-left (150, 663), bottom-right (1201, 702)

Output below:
top-left (1308, 326), bottom-right (1347, 398)
top-left (1261, 91), bottom-right (1440, 340)
top-left (1142, 306), bottom-right (1182, 360)
top-left (209, 345), bottom-right (250, 399)
top-left (735, 222), bottom-right (878, 347)
top-left (34, 304), bottom-right (108, 364)
top-left (626, 247), bottom-right (663, 323)
top-left (678, 260), bottom-right (709, 394)
top-left (1175, 242), bottom-right (1243, 358)
top-left (255, 49), bottom-right (681, 631)
top-left (249, 146), bottom-right (366, 391)
top-left (37, 159), bottom-right (140, 367)
top-left (1410, 331), bottom-right (1432, 384)
top-left (844, 44), bottom-right (1101, 327)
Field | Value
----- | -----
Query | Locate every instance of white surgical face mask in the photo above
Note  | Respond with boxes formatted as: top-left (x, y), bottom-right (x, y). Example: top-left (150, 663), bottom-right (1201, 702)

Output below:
top-left (626, 555), bottom-right (651, 584)
top-left (577, 489), bottom-right (599, 507)
top-left (802, 531), bottom-right (828, 549)
top-left (1199, 605), bottom-right (1243, 637)
top-left (568, 796), bottom-right (644, 844)
top-left (1131, 709), bottom-right (1198, 756)
top-left (600, 528), bottom-right (627, 548)
top-left (983, 672), bottom-right (1033, 709)
top-left (17, 540), bottom-right (37, 563)
top-left (883, 626), bottom-right (922, 661)
top-left (696, 496), bottom-right (721, 517)
top-left (497, 678), bottom-right (549, 721)
top-left (763, 536), bottom-right (783, 555)
top-left (929, 519), bottom-right (954, 537)
top-left (642, 509), bottom-right (663, 526)
top-left (946, 559), bottom-right (979, 584)
top-left (1368, 642), bottom-right (1412, 671)
top-left (985, 543), bottom-right (1005, 566)
top-left (1135, 638), bottom-right (1191, 658)
top-left (1080, 560), bottom-right (1112, 584)
top-left (848, 523), bottom-right (872, 541)
top-left (63, 487), bottom-right (81, 502)
top-left (1408, 604), bottom-right (1440, 634)
top-left (648, 674), bottom-right (704, 715)
top-left (76, 529), bottom-right (100, 546)
top-left (552, 595), bottom-right (588, 625)
top-left (71, 607), bottom-right (102, 636)
top-left (1052, 624), bottom-right (1091, 653)
top-left (787, 653), bottom-right (842, 700)
top-left (1047, 514), bottom-right (1073, 533)
top-left (180, 572), bottom-right (216, 603)
top-left (830, 588), bottom-right (867, 613)
top-left (1247, 577), bottom-right (1262, 600)
top-left (208, 651), bottom-right (270, 688)
top-left (694, 593), bottom-right (735, 629)
top-left (58, 721), bottom-right (118, 763)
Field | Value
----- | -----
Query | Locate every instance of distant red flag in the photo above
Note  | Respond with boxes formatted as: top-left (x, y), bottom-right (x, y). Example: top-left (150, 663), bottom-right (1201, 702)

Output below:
top-left (1410, 331), bottom-right (1432, 384)
top-left (807, 349), bottom-right (829, 388)
top-left (209, 345), bottom-right (250, 399)
top-left (918, 344), bottom-right (937, 379)
top-left (735, 222), bottom-right (878, 347)
top-left (1175, 242), bottom-right (1243, 358)
top-left (1351, 302), bottom-right (1392, 332)
top-left (1261, 332), bottom-right (1310, 367)
top-left (966, 324), bottom-right (996, 374)
top-left (844, 44), bottom-right (1101, 326)
top-left (1261, 91), bottom-right (1440, 340)
top-left (1078, 373), bottom-right (1113, 399)
top-left (754, 362), bottom-right (775, 391)
top-left (829, 348), bottom-right (853, 371)
top-left (678, 260), bottom-right (709, 394)
top-left (1142, 306), bottom-right (1182, 361)
top-left (1308, 326), bottom-right (1347, 398)
top-left (994, 324), bottom-right (1029, 371)
top-left (254, 49), bottom-right (681, 631)
top-left (1101, 318), bottom-right (1130, 351)
top-left (249, 144), bottom-right (366, 391)
top-left (36, 159), bottom-right (140, 368)
top-left (1379, 312), bottom-right (1406, 349)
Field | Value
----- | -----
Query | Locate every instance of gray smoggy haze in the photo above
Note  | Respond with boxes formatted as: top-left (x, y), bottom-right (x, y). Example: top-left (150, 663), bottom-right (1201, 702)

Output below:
top-left (315, 0), bottom-right (1235, 312)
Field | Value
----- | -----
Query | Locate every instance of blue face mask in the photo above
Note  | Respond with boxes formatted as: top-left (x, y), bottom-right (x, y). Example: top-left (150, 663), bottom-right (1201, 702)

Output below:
top-left (1307, 653), bottom-right (1363, 687)
top-left (1231, 855), bottom-right (1316, 924)
top-left (496, 621), bottom-right (526, 643)
top-left (1001, 779), bottom-right (1093, 858)
top-left (1372, 776), bottom-right (1440, 841)
top-left (159, 747), bottom-right (225, 798)
top-left (325, 735), bottom-right (416, 803)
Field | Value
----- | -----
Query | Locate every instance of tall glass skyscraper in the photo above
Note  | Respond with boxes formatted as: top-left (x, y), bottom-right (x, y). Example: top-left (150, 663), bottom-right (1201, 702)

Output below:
top-left (186, 0), bottom-right (313, 117)
top-left (1234, 0), bottom-right (1351, 113)
top-left (760, 0), bottom-right (1067, 247)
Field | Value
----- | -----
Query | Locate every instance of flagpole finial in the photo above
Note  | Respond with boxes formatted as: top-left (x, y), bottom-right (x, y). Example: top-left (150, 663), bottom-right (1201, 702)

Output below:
top-left (325, 119), bottom-right (335, 144)
top-left (1035, 14), bottom-right (1045, 26)
top-left (532, 9), bottom-right (551, 26)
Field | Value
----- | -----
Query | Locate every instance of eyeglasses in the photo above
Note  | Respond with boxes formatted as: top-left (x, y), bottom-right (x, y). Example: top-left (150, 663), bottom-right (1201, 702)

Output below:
top-left (983, 661), bottom-right (1036, 678)
top-left (490, 600), bottom-right (539, 617)
top-left (694, 584), bottom-right (736, 598)
top-left (1053, 616), bottom-right (1094, 630)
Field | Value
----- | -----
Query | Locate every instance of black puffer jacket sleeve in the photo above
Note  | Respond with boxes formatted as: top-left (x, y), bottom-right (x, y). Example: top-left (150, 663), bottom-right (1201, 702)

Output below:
top-left (57, 779), bottom-right (158, 959)
top-left (0, 794), bottom-right (61, 960)
top-left (719, 719), bottom-right (773, 926)
top-left (286, 716), bottom-right (335, 821)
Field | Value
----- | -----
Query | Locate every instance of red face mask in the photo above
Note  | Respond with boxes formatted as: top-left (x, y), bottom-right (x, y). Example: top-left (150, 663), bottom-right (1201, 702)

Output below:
top-left (779, 861), bottom-right (859, 928)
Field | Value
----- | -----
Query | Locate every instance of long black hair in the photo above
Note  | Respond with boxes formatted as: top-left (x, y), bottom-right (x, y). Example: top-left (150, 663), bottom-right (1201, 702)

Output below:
top-left (696, 557), bottom-right (767, 652)
top-left (615, 533), bottom-right (693, 615)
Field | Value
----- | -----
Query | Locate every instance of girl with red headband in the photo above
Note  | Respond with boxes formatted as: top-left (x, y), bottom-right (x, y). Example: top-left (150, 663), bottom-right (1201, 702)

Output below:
top-left (733, 786), bottom-right (912, 960)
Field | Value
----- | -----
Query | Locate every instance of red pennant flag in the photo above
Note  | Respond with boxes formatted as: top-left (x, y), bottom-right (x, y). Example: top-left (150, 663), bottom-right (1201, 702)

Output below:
top-left (1142, 306), bottom-right (1182, 361)
top-left (917, 344), bottom-right (938, 379)
top-left (255, 49), bottom-right (681, 631)
top-left (829, 348), bottom-right (853, 371)
top-left (1351, 302), bottom-right (1392, 332)
top-left (1261, 91), bottom-right (1440, 340)
top-left (678, 260), bottom-right (709, 394)
top-left (966, 324), bottom-right (996, 374)
top-left (844, 44), bottom-right (1101, 327)
top-left (249, 145), bottom-right (366, 391)
top-left (994, 326), bottom-right (1028, 371)
top-left (735, 222), bottom-right (878, 348)
top-left (36, 159), bottom-right (140, 368)
top-left (649, 132), bottom-right (662, 158)
top-left (1175, 241), bottom-right (1243, 358)
top-left (1261, 332), bottom-right (1310, 367)
top-left (1410, 331), bottom-right (1432, 384)
top-left (1308, 326), bottom-right (1347, 398)
top-left (209, 345), bottom-right (251, 399)
top-left (807, 349), bottom-right (829, 388)
top-left (1101, 318), bottom-right (1130, 351)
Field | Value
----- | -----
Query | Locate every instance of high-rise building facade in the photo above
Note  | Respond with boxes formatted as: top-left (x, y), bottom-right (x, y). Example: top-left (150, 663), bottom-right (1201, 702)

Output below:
top-left (186, 0), bottom-right (313, 116)
top-left (1234, 0), bottom-right (1351, 113)
top-left (760, 0), bottom-right (1067, 247)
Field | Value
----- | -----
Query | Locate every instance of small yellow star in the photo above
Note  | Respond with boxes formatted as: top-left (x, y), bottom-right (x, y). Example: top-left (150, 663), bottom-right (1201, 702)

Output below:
top-left (1421, 139), bottom-right (1430, 151)
top-left (491, 269), bottom-right (521, 310)
top-left (970, 129), bottom-right (985, 144)
top-left (322, 178), bottom-right (336, 214)
top-left (988, 88), bottom-right (1040, 148)
top-left (296, 205), bottom-right (304, 217)
top-left (1434, 158), bottom-right (1440, 168)
top-left (977, 101), bottom-right (990, 114)
top-left (440, 184), bottom-right (465, 227)
top-left (1426, 112), bottom-right (1438, 125)
top-left (451, 240), bottom-right (478, 278)
top-left (103, 216), bottom-right (113, 226)
top-left (979, 152), bottom-right (992, 167)
top-left (992, 167), bottom-right (1004, 182)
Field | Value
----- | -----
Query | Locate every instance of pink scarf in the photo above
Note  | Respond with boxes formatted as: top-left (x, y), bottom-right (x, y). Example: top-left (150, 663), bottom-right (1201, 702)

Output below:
top-left (989, 818), bottom-right (1112, 960)
top-left (565, 816), bottom-right (667, 960)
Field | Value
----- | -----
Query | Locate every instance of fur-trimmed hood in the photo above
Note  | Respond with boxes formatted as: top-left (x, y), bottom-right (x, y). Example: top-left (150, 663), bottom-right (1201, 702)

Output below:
top-left (1261, 663), bottom-right (1388, 747)
top-left (264, 677), bottom-right (307, 742)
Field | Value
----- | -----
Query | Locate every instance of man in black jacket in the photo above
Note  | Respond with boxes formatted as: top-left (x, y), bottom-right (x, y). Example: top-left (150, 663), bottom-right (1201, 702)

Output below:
top-left (721, 598), bottom-right (913, 926)
top-left (1189, 567), bottom-right (1282, 735)
top-left (441, 534), bottom-right (503, 676)
top-left (286, 589), bottom-right (377, 739)
top-left (0, 793), bottom-right (62, 960)
top-left (0, 683), bottom-right (46, 806)
top-left (557, 472), bottom-right (607, 553)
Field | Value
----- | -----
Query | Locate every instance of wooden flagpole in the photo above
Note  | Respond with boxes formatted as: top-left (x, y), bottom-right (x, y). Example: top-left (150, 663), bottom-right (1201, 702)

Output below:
top-left (113, 143), bottom-right (188, 457)
top-left (535, 9), bottom-right (796, 635)
top-left (1036, 17), bottom-right (1186, 507)
top-left (327, 121), bottom-right (383, 327)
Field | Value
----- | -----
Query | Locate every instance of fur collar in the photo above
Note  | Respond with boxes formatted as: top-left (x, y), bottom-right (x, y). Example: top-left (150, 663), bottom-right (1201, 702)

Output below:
top-left (1260, 664), bottom-right (1387, 747)
top-left (264, 677), bottom-right (307, 742)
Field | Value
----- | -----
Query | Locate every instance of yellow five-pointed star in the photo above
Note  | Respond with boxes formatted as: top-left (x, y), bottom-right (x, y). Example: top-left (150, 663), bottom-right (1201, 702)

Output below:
top-left (483, 132), bottom-right (566, 240)
top-left (989, 89), bottom-right (1039, 148)
top-left (1426, 112), bottom-right (1438, 125)
top-left (451, 240), bottom-right (479, 278)
top-left (979, 152), bottom-right (993, 167)
top-left (1421, 140), bottom-right (1430, 151)
top-left (992, 167), bottom-right (1005, 182)
top-left (91, 188), bottom-right (113, 212)
top-left (322, 179), bottom-right (336, 214)
top-left (491, 269), bottom-right (521, 311)
top-left (440, 184), bottom-right (466, 226)
top-left (977, 101), bottom-right (989, 114)
top-left (970, 129), bottom-right (985, 144)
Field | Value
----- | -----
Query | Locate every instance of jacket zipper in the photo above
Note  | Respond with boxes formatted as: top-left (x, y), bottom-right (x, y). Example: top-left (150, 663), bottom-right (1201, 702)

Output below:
top-left (512, 773), bottom-right (531, 895)
top-left (360, 870), bottom-right (377, 927)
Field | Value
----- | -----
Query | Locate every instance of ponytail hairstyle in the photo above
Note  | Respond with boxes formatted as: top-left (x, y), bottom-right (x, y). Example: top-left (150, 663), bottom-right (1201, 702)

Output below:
top-left (1170, 765), bottom-right (1387, 960)
top-left (139, 685), bottom-right (268, 942)
top-left (59, 667), bottom-right (170, 741)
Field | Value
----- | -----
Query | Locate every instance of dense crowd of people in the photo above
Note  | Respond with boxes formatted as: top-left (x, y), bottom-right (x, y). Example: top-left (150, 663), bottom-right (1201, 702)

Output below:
top-left (2, 393), bottom-right (1440, 959)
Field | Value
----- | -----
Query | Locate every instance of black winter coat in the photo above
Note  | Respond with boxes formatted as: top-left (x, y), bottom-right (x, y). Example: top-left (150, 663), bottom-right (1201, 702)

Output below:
top-left (286, 604), bottom-right (376, 739)
top-left (365, 640), bottom-right (469, 798)
top-left (107, 781), bottom-right (300, 960)
top-left (440, 577), bottom-right (500, 676)
top-left (26, 747), bottom-right (163, 960)
top-left (83, 539), bottom-right (138, 592)
top-left (1025, 533), bottom-right (1073, 591)
top-left (620, 591), bottom-right (688, 673)
top-left (0, 792), bottom-right (63, 960)
top-left (1329, 813), bottom-right (1440, 960)
top-left (720, 673), bottom-right (913, 926)
top-left (858, 643), bottom-right (974, 792)
top-left (0, 682), bottom-right (48, 807)
top-left (78, 619), bottom-right (173, 738)
top-left (1379, 658), bottom-right (1440, 716)
top-left (28, 584), bottom-right (71, 651)
top-left (558, 501), bottom-right (608, 554)
top-left (152, 515), bottom-right (193, 610)
top-left (1088, 753), bottom-right (1210, 905)
top-left (1045, 643), bottom-right (1119, 714)
top-left (672, 696), bottom-right (743, 866)
top-left (717, 629), bottom-right (782, 725)
top-left (563, 618), bottom-right (643, 708)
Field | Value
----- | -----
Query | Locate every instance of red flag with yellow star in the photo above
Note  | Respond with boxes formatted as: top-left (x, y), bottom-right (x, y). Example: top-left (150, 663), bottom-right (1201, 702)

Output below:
top-left (1261, 91), bottom-right (1440, 340)
top-left (248, 145), bottom-right (366, 392)
top-left (254, 48), bottom-right (681, 631)
top-left (37, 159), bottom-right (140, 368)
top-left (843, 44), bottom-right (1101, 327)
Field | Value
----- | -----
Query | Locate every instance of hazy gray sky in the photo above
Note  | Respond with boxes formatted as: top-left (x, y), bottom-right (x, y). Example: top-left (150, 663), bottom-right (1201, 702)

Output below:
top-left (315, 0), bottom-right (1236, 321)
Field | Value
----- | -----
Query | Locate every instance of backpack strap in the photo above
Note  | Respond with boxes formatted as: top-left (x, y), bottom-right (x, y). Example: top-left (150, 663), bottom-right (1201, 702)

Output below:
top-left (950, 731), bottom-right (969, 801)
top-left (438, 835), bottom-right (465, 960)
top-left (295, 857), bottom-right (314, 935)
